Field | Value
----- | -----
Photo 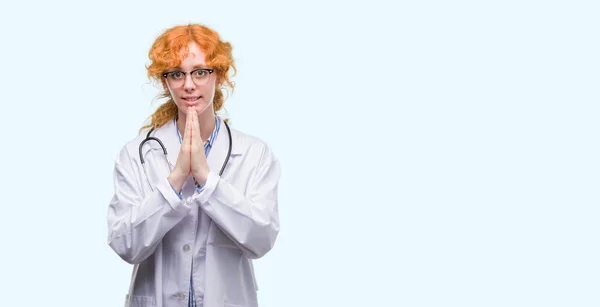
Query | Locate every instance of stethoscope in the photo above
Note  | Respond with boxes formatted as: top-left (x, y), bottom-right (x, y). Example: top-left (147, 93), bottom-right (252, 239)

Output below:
top-left (138, 117), bottom-right (232, 191)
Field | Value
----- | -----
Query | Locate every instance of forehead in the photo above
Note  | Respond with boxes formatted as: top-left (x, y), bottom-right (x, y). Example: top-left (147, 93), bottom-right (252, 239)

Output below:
top-left (176, 42), bottom-right (207, 68)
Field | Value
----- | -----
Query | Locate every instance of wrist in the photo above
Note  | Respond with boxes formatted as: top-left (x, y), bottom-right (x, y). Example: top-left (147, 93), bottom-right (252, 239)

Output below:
top-left (193, 168), bottom-right (209, 186)
top-left (168, 171), bottom-right (186, 193)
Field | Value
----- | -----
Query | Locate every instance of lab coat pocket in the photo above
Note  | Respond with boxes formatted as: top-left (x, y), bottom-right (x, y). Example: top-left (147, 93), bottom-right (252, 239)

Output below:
top-left (124, 294), bottom-right (156, 307)
top-left (209, 226), bottom-right (259, 292)
top-left (208, 223), bottom-right (238, 249)
top-left (212, 246), bottom-right (258, 305)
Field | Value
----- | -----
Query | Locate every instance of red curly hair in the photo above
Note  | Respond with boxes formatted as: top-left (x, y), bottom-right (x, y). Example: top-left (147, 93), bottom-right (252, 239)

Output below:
top-left (141, 24), bottom-right (236, 132)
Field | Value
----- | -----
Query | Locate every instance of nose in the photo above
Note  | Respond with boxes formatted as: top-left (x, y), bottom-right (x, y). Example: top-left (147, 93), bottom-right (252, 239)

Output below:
top-left (183, 74), bottom-right (196, 91)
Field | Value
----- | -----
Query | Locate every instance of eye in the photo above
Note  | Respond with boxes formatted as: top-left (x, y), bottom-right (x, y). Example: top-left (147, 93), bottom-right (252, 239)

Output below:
top-left (192, 69), bottom-right (208, 77)
top-left (170, 71), bottom-right (184, 79)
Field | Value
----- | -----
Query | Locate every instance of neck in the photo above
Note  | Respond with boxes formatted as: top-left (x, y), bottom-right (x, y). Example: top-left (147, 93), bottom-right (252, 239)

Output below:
top-left (177, 109), bottom-right (216, 141)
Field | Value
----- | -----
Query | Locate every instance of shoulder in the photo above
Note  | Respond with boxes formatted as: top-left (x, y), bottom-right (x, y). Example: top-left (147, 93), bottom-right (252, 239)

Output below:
top-left (231, 127), bottom-right (267, 147)
top-left (114, 127), bottom-right (157, 165)
top-left (229, 125), bottom-right (271, 150)
top-left (227, 124), bottom-right (279, 163)
top-left (124, 131), bottom-right (149, 150)
top-left (228, 126), bottom-right (281, 179)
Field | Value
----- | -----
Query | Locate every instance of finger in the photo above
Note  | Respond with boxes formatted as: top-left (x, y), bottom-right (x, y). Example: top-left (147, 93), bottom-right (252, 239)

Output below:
top-left (195, 109), bottom-right (202, 137)
top-left (191, 108), bottom-right (198, 149)
top-left (187, 107), bottom-right (193, 140)
top-left (183, 107), bottom-right (192, 148)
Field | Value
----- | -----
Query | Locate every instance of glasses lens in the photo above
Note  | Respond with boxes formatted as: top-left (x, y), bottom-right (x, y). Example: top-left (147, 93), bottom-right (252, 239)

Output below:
top-left (164, 70), bottom-right (211, 87)
top-left (192, 70), bottom-right (210, 86)
top-left (166, 72), bottom-right (185, 88)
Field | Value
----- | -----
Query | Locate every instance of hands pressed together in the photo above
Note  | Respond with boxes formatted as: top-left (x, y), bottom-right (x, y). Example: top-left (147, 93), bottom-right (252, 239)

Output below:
top-left (168, 107), bottom-right (210, 193)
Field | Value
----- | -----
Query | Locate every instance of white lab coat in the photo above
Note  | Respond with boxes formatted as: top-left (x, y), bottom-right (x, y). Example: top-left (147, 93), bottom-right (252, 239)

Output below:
top-left (107, 118), bottom-right (280, 307)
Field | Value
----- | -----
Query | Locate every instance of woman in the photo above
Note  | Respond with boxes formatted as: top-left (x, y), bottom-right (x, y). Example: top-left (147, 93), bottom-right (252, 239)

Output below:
top-left (107, 24), bottom-right (281, 307)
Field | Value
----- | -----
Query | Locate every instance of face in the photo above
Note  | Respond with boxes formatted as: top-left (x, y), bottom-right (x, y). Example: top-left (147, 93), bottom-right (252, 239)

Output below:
top-left (164, 42), bottom-right (217, 117)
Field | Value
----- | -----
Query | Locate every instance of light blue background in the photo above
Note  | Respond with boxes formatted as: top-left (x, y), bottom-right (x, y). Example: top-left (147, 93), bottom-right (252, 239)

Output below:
top-left (0, 0), bottom-right (598, 306)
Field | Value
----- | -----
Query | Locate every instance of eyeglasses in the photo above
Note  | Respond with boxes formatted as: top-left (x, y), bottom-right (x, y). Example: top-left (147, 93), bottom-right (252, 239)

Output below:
top-left (162, 68), bottom-right (215, 87)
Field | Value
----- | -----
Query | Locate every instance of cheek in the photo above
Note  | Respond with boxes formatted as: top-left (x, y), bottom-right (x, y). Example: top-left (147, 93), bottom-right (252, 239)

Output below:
top-left (203, 89), bottom-right (217, 105)
top-left (203, 81), bottom-right (217, 97)
top-left (169, 90), bottom-right (186, 109)
top-left (166, 86), bottom-right (182, 103)
top-left (203, 87), bottom-right (215, 98)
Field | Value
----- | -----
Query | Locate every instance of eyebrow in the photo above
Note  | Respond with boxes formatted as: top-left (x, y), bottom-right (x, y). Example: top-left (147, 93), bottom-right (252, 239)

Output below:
top-left (173, 65), bottom-right (210, 71)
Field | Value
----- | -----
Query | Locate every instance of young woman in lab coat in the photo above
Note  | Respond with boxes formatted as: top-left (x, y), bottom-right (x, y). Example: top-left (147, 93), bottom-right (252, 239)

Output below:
top-left (107, 24), bottom-right (281, 307)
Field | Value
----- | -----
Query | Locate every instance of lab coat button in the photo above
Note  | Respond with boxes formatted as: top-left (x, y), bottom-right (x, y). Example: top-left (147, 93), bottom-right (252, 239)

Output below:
top-left (183, 244), bottom-right (191, 252)
top-left (177, 292), bottom-right (186, 300)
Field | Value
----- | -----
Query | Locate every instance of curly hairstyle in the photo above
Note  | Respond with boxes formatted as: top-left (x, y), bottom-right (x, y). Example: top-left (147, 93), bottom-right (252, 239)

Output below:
top-left (141, 24), bottom-right (236, 132)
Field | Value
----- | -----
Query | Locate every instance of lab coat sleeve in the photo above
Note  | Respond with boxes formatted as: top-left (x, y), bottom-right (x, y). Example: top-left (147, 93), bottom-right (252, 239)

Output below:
top-left (107, 147), bottom-right (193, 264)
top-left (193, 145), bottom-right (280, 259)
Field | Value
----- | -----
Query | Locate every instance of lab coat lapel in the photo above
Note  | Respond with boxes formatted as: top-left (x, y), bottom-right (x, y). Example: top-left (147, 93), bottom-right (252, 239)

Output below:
top-left (206, 119), bottom-right (240, 176)
top-left (151, 120), bottom-right (181, 168)
top-left (206, 120), bottom-right (229, 176)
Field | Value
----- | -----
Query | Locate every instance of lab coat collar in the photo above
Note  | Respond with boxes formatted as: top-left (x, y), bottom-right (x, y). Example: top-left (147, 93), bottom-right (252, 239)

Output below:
top-left (206, 117), bottom-right (242, 174)
top-left (146, 116), bottom-right (241, 170)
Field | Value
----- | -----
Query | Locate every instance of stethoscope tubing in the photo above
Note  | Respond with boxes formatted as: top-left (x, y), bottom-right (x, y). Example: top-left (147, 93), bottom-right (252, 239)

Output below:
top-left (139, 120), bottom-right (232, 186)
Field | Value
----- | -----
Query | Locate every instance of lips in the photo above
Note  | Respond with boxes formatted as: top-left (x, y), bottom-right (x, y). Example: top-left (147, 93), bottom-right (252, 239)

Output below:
top-left (182, 96), bottom-right (201, 102)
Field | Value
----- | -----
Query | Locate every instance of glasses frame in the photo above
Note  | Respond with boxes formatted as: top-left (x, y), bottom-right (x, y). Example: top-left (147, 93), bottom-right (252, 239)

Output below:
top-left (162, 68), bottom-right (215, 87)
